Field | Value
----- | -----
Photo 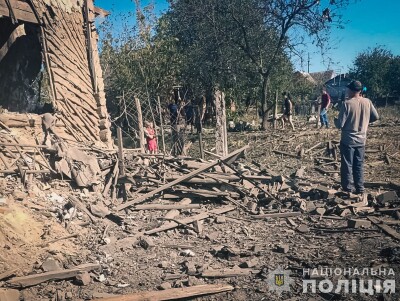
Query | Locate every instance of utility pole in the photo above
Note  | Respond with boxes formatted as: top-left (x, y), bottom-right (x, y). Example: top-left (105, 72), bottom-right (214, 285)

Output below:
top-left (307, 53), bottom-right (310, 73)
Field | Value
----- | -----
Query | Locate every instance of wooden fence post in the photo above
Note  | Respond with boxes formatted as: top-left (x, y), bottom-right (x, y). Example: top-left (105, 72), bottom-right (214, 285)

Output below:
top-left (215, 90), bottom-right (228, 157)
top-left (135, 97), bottom-right (145, 152)
top-left (157, 96), bottom-right (166, 154)
top-left (273, 91), bottom-right (278, 129)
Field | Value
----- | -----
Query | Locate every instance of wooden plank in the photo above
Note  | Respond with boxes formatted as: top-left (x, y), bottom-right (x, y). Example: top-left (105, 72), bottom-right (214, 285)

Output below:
top-left (0, 24), bottom-right (25, 63)
top-left (84, 0), bottom-right (97, 92)
top-left (56, 103), bottom-right (94, 141)
top-left (103, 162), bottom-right (118, 197)
top-left (0, 269), bottom-right (18, 281)
top-left (201, 268), bottom-right (259, 278)
top-left (273, 150), bottom-right (300, 159)
top-left (92, 284), bottom-right (234, 301)
top-left (56, 85), bottom-right (97, 114)
top-left (7, 263), bottom-right (100, 288)
top-left (144, 205), bottom-right (235, 235)
top-left (60, 7), bottom-right (88, 62)
top-left (64, 99), bottom-right (99, 138)
top-left (367, 217), bottom-right (400, 241)
top-left (117, 145), bottom-right (249, 211)
top-left (213, 187), bottom-right (249, 211)
top-left (40, 25), bottom-right (57, 104)
top-left (252, 212), bottom-right (302, 219)
top-left (48, 47), bottom-right (90, 81)
top-left (49, 56), bottom-right (93, 93)
top-left (52, 67), bottom-right (93, 96)
top-left (132, 204), bottom-right (201, 211)
top-left (49, 4), bottom-right (87, 63)
top-left (46, 26), bottom-right (87, 68)
top-left (69, 195), bottom-right (97, 223)
top-left (305, 142), bottom-right (323, 154)
top-left (0, 169), bottom-right (50, 174)
top-left (56, 102), bottom-right (93, 141)
top-left (0, 1), bottom-right (38, 24)
top-left (0, 142), bottom-right (48, 148)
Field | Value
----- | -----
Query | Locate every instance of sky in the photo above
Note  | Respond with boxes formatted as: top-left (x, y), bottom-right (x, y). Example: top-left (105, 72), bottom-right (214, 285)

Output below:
top-left (94, 0), bottom-right (400, 74)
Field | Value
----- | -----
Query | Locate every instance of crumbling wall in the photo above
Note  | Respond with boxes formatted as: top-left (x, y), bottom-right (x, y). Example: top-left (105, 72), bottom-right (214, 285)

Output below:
top-left (28, 0), bottom-right (112, 144)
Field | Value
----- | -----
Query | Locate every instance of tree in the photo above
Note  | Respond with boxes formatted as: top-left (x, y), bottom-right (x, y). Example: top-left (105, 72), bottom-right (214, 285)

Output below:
top-left (349, 47), bottom-right (393, 100)
top-left (161, 0), bottom-right (295, 120)
top-left (162, 0), bottom-right (351, 128)
top-left (99, 1), bottom-right (182, 113)
top-left (387, 56), bottom-right (400, 98)
top-left (226, 0), bottom-right (351, 128)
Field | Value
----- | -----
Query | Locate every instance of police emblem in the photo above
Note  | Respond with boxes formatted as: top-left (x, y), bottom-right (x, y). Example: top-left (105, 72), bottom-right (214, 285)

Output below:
top-left (267, 266), bottom-right (293, 294)
top-left (275, 274), bottom-right (284, 286)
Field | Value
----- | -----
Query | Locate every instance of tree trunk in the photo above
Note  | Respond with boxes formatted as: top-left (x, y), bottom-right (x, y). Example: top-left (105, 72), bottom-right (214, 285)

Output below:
top-left (214, 90), bottom-right (228, 156)
top-left (261, 76), bottom-right (269, 130)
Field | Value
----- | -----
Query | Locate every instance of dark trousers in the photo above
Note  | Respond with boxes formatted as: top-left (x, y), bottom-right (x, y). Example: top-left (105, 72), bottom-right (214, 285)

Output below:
top-left (340, 143), bottom-right (365, 193)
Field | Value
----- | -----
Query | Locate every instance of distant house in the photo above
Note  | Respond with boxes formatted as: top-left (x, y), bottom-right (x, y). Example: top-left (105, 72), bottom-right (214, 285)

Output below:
top-left (293, 71), bottom-right (317, 86)
top-left (325, 74), bottom-right (352, 102)
top-left (309, 70), bottom-right (336, 87)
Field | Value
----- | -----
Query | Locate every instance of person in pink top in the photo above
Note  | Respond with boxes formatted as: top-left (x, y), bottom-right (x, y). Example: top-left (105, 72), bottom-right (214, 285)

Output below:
top-left (144, 121), bottom-right (157, 154)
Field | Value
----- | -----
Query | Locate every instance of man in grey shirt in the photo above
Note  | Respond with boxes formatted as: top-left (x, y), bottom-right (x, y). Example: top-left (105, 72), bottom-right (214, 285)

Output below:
top-left (334, 80), bottom-right (379, 194)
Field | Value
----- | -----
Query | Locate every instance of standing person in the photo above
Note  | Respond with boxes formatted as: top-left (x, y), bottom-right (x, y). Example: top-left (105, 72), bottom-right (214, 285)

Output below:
top-left (144, 121), bottom-right (157, 154)
top-left (280, 92), bottom-right (295, 130)
top-left (334, 80), bottom-right (379, 195)
top-left (184, 100), bottom-right (195, 133)
top-left (168, 100), bottom-right (178, 126)
top-left (319, 88), bottom-right (331, 128)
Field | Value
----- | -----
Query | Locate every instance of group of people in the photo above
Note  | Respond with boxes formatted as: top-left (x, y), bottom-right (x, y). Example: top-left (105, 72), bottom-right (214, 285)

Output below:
top-left (279, 87), bottom-right (331, 131)
top-left (281, 81), bottom-right (379, 195)
top-left (143, 98), bottom-right (205, 155)
top-left (145, 80), bottom-right (378, 196)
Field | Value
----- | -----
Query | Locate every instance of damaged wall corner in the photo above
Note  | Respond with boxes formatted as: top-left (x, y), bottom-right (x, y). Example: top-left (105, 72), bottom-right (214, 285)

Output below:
top-left (0, 0), bottom-right (113, 146)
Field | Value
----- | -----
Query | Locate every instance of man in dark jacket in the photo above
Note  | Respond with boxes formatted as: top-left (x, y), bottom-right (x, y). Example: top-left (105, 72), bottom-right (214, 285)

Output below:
top-left (334, 80), bottom-right (379, 195)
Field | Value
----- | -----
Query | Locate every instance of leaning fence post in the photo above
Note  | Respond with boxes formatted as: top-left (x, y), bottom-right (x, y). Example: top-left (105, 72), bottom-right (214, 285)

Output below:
top-left (135, 97), bottom-right (145, 152)
top-left (117, 127), bottom-right (127, 200)
top-left (273, 91), bottom-right (278, 129)
top-left (157, 96), bottom-right (166, 154)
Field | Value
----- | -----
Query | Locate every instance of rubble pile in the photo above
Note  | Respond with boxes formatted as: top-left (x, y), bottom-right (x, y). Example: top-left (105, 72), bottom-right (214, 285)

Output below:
top-left (0, 119), bottom-right (400, 300)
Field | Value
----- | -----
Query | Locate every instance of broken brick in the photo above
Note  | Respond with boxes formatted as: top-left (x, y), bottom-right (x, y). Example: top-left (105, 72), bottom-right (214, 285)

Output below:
top-left (296, 224), bottom-right (310, 233)
top-left (347, 219), bottom-right (371, 229)
top-left (139, 237), bottom-right (155, 249)
top-left (276, 244), bottom-right (290, 254)
top-left (0, 289), bottom-right (20, 301)
top-left (215, 216), bottom-right (226, 224)
top-left (158, 282), bottom-right (172, 290)
top-left (315, 208), bottom-right (326, 216)
top-left (377, 191), bottom-right (398, 204)
top-left (90, 204), bottom-right (110, 218)
top-left (41, 257), bottom-right (61, 272)
top-left (75, 272), bottom-right (91, 286)
top-left (239, 258), bottom-right (258, 268)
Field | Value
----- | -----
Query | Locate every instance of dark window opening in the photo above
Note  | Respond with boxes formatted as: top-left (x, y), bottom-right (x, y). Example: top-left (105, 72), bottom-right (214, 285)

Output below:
top-left (0, 18), bottom-right (53, 113)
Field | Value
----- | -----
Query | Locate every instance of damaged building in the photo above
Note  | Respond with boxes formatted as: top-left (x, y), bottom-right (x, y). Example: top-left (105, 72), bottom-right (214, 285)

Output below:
top-left (0, 0), bottom-right (111, 144)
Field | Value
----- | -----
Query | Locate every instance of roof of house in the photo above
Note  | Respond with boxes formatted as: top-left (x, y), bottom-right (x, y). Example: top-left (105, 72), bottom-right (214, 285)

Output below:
top-left (309, 70), bottom-right (336, 85)
top-left (293, 71), bottom-right (317, 85)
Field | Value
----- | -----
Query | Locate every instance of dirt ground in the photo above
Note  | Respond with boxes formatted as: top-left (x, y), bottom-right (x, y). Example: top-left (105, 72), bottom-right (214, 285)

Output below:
top-left (1, 109), bottom-right (400, 301)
